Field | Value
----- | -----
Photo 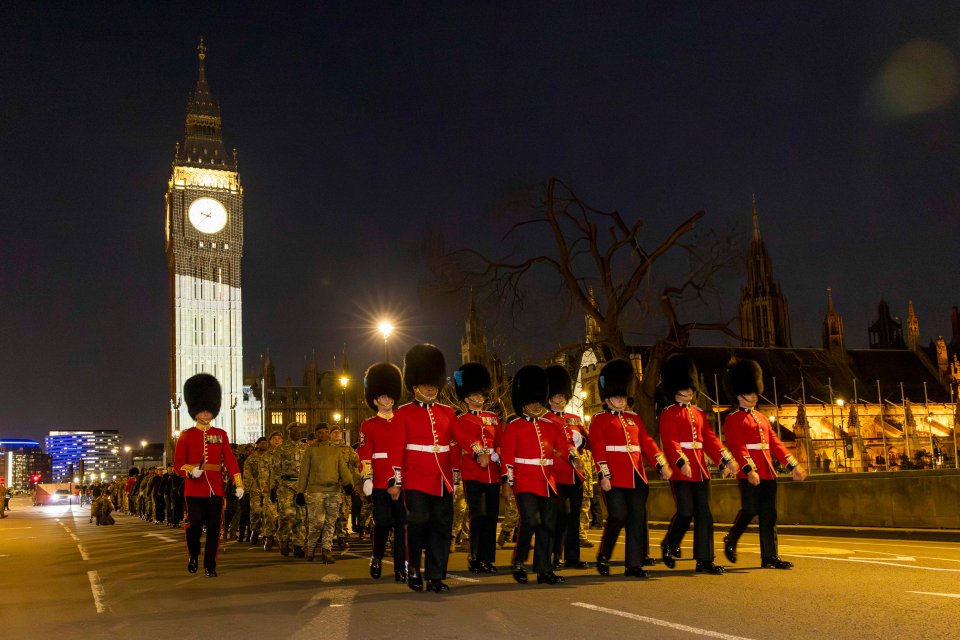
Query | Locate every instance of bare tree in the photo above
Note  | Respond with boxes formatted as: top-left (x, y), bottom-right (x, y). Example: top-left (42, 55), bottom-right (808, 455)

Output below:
top-left (438, 177), bottom-right (738, 431)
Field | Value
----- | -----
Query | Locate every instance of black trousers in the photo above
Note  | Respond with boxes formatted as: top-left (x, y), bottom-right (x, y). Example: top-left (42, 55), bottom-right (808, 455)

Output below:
top-left (599, 475), bottom-right (649, 569)
top-left (663, 479), bottom-right (715, 562)
top-left (552, 480), bottom-right (584, 563)
top-left (463, 480), bottom-right (501, 565)
top-left (404, 488), bottom-right (453, 580)
top-left (372, 488), bottom-right (407, 570)
top-left (185, 495), bottom-right (224, 569)
top-left (513, 490), bottom-right (561, 574)
top-left (727, 479), bottom-right (779, 558)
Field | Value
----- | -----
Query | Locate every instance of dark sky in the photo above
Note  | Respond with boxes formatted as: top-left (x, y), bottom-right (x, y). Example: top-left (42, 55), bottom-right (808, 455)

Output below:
top-left (2, 2), bottom-right (959, 445)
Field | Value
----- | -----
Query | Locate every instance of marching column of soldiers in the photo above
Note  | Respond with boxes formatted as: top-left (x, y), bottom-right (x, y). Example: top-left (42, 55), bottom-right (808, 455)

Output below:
top-left (106, 347), bottom-right (809, 584)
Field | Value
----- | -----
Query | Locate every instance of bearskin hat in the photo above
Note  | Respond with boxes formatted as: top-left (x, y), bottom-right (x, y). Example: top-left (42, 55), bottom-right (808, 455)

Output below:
top-left (183, 373), bottom-right (221, 419)
top-left (511, 365), bottom-right (549, 417)
top-left (598, 358), bottom-right (634, 400)
top-left (660, 353), bottom-right (699, 398)
top-left (403, 344), bottom-right (446, 391)
top-left (128, 467), bottom-right (139, 477)
top-left (545, 364), bottom-right (573, 401)
top-left (364, 362), bottom-right (403, 411)
top-left (722, 358), bottom-right (763, 403)
top-left (454, 362), bottom-right (492, 402)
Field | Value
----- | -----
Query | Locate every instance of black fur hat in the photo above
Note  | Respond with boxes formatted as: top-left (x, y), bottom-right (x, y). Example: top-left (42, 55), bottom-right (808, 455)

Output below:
top-left (660, 353), bottom-right (699, 398)
top-left (722, 358), bottom-right (763, 403)
top-left (511, 365), bottom-right (549, 417)
top-left (403, 344), bottom-right (446, 391)
top-left (364, 362), bottom-right (403, 411)
top-left (454, 362), bottom-right (492, 401)
top-left (183, 373), bottom-right (221, 419)
top-left (128, 467), bottom-right (139, 477)
top-left (545, 364), bottom-right (573, 401)
top-left (598, 358), bottom-right (634, 400)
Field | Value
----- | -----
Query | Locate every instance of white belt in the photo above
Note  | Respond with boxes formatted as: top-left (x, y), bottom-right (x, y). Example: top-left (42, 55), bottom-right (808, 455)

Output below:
top-left (515, 457), bottom-right (553, 466)
top-left (371, 452), bottom-right (388, 459)
top-left (606, 445), bottom-right (638, 453)
top-left (406, 444), bottom-right (450, 453)
top-left (746, 443), bottom-right (769, 450)
top-left (680, 442), bottom-right (703, 449)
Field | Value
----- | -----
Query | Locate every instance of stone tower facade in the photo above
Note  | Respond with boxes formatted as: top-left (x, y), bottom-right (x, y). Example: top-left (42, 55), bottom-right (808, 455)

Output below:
top-left (166, 40), bottom-right (245, 441)
top-left (738, 195), bottom-right (792, 348)
top-left (822, 288), bottom-right (845, 352)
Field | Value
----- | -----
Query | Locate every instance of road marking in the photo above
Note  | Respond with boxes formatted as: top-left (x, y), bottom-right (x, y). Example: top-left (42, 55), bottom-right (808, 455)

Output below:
top-left (292, 587), bottom-right (356, 640)
top-left (87, 570), bottom-right (110, 613)
top-left (908, 591), bottom-right (960, 599)
top-left (341, 551), bottom-right (480, 582)
top-left (852, 555), bottom-right (915, 562)
top-left (784, 553), bottom-right (960, 572)
top-left (572, 603), bottom-right (758, 640)
top-left (142, 532), bottom-right (177, 543)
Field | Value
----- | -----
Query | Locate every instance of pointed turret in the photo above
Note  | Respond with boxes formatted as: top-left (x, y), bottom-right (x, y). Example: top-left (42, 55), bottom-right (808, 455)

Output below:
top-left (905, 300), bottom-right (920, 351)
top-left (738, 194), bottom-right (792, 347)
top-left (461, 289), bottom-right (489, 365)
top-left (177, 38), bottom-right (233, 169)
top-left (822, 288), bottom-right (845, 352)
top-left (585, 286), bottom-right (601, 344)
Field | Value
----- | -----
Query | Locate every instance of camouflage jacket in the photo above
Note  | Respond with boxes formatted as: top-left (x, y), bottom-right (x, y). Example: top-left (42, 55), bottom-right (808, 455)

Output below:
top-left (276, 440), bottom-right (306, 484)
top-left (243, 450), bottom-right (278, 494)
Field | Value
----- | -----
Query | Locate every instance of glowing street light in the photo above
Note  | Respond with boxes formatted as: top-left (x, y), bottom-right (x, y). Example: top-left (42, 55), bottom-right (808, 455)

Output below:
top-left (378, 321), bottom-right (394, 362)
top-left (333, 412), bottom-right (342, 424)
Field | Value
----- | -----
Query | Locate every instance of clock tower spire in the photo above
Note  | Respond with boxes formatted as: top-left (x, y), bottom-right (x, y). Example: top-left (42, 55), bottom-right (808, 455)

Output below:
top-left (166, 40), bottom-right (247, 443)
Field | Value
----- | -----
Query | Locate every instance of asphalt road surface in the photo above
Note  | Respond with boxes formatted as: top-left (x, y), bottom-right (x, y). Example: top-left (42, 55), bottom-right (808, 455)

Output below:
top-left (2, 496), bottom-right (959, 639)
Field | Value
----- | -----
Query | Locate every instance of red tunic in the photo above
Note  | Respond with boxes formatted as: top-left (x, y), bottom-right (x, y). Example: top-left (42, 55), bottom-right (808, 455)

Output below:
top-left (453, 410), bottom-right (501, 484)
top-left (589, 410), bottom-right (664, 488)
top-left (500, 415), bottom-right (573, 497)
top-left (658, 404), bottom-right (729, 482)
top-left (723, 408), bottom-right (794, 481)
top-left (542, 410), bottom-right (587, 485)
top-left (387, 401), bottom-right (457, 495)
top-left (358, 415), bottom-right (398, 490)
top-left (173, 425), bottom-right (241, 498)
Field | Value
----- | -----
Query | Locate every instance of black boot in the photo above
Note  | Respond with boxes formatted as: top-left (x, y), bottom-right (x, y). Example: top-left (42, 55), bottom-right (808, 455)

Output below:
top-left (695, 561), bottom-right (725, 574)
top-left (624, 566), bottom-right (649, 578)
top-left (407, 569), bottom-right (424, 592)
top-left (280, 541), bottom-right (291, 557)
top-left (511, 563), bottom-right (528, 584)
top-left (551, 553), bottom-right (562, 570)
top-left (595, 555), bottom-right (610, 576)
top-left (661, 542), bottom-right (676, 569)
top-left (537, 572), bottom-right (565, 584)
top-left (723, 535), bottom-right (737, 564)
top-left (293, 545), bottom-right (305, 558)
top-left (250, 531), bottom-right (260, 546)
top-left (204, 564), bottom-right (217, 577)
top-left (564, 559), bottom-right (589, 569)
top-left (187, 556), bottom-right (198, 574)
top-left (394, 570), bottom-right (407, 583)
top-left (428, 579), bottom-right (450, 593)
top-left (761, 556), bottom-right (794, 569)
top-left (370, 557), bottom-right (382, 579)
top-left (468, 558), bottom-right (483, 574)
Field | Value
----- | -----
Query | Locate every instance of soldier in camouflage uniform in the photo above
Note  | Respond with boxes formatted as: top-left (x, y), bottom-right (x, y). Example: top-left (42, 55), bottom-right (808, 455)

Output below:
top-left (298, 424), bottom-right (353, 563)
top-left (497, 489), bottom-right (520, 548)
top-left (276, 423), bottom-right (307, 557)
top-left (451, 477), bottom-right (469, 551)
top-left (243, 436), bottom-right (279, 549)
top-left (578, 446), bottom-right (596, 547)
top-left (330, 427), bottom-right (360, 548)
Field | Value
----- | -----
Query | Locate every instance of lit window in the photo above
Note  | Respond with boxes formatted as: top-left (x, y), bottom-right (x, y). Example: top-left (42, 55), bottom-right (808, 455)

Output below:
top-left (271, 412), bottom-right (283, 425)
top-left (211, 242), bottom-right (216, 249)
top-left (199, 241), bottom-right (204, 248)
top-left (296, 411), bottom-right (307, 424)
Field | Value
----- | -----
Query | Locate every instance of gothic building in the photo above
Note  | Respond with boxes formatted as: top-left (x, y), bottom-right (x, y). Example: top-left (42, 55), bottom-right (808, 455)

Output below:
top-left (869, 299), bottom-right (906, 349)
top-left (738, 195), bottom-right (792, 348)
top-left (460, 293), bottom-right (509, 407)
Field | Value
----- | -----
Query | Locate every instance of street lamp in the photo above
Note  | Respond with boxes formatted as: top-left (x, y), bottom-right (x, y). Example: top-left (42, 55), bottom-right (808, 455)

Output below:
top-left (123, 445), bottom-right (131, 469)
top-left (340, 375), bottom-right (349, 438)
top-left (378, 321), bottom-right (394, 362)
top-left (140, 440), bottom-right (148, 470)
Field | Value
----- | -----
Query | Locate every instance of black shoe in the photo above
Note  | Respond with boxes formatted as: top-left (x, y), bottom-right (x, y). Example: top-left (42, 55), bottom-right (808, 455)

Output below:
top-left (187, 556), bottom-right (198, 574)
top-left (564, 560), bottom-right (589, 569)
top-left (596, 556), bottom-right (610, 576)
top-left (481, 562), bottom-right (498, 573)
top-left (370, 557), bottom-right (382, 579)
top-left (695, 561), bottom-right (725, 575)
top-left (661, 543), bottom-right (676, 569)
top-left (293, 546), bottom-right (305, 558)
top-left (204, 566), bottom-right (217, 577)
top-left (761, 557), bottom-right (794, 570)
top-left (428, 579), bottom-right (450, 593)
top-left (408, 570), bottom-right (424, 592)
top-left (250, 532), bottom-right (259, 545)
top-left (723, 536), bottom-right (737, 564)
top-left (642, 555), bottom-right (658, 566)
top-left (511, 563), bottom-right (528, 584)
top-left (624, 566), bottom-right (649, 578)
top-left (537, 572), bottom-right (565, 584)
top-left (394, 570), bottom-right (407, 583)
top-left (673, 545), bottom-right (682, 559)
top-left (551, 554), bottom-right (562, 570)
top-left (468, 559), bottom-right (483, 574)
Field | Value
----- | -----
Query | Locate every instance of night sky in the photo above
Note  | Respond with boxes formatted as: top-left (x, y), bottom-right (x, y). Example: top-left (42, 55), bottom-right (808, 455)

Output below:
top-left (3, 2), bottom-right (960, 445)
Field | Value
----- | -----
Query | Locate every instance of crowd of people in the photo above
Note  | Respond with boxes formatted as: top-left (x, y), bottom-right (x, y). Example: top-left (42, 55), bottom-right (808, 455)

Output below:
top-left (84, 346), bottom-right (806, 587)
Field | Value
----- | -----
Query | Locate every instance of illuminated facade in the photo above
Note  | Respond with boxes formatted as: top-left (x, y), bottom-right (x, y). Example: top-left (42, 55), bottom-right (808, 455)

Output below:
top-left (44, 431), bottom-right (122, 483)
top-left (0, 439), bottom-right (51, 492)
top-left (166, 40), bottom-right (245, 442)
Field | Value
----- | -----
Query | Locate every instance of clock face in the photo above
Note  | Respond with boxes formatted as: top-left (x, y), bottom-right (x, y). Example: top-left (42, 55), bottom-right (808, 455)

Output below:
top-left (188, 197), bottom-right (228, 234)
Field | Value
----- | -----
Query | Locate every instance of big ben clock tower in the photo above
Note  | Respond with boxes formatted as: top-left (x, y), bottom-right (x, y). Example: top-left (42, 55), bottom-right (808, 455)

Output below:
top-left (166, 39), bottom-right (244, 442)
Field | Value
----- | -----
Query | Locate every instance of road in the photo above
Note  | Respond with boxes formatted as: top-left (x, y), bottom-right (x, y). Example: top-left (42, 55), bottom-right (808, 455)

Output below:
top-left (2, 495), bottom-right (959, 639)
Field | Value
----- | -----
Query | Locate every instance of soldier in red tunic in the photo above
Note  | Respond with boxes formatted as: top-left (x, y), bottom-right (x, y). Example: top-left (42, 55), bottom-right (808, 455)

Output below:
top-left (358, 362), bottom-right (406, 582)
top-left (501, 365), bottom-right (580, 585)
top-left (452, 362), bottom-right (501, 574)
top-left (590, 358), bottom-right (671, 578)
top-left (542, 364), bottom-right (590, 570)
top-left (658, 353), bottom-right (739, 574)
top-left (721, 359), bottom-right (807, 569)
top-left (386, 344), bottom-right (457, 593)
top-left (173, 373), bottom-right (244, 577)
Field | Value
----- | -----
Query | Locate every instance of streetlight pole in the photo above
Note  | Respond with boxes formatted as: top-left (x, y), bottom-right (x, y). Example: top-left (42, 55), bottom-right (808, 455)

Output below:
top-left (339, 375), bottom-right (349, 441)
top-left (140, 439), bottom-right (148, 471)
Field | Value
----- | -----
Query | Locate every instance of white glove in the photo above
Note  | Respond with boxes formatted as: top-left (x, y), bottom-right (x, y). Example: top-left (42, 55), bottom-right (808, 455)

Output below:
top-left (490, 452), bottom-right (500, 464)
top-left (572, 431), bottom-right (584, 448)
top-left (235, 487), bottom-right (244, 500)
top-left (363, 478), bottom-right (374, 497)
top-left (190, 466), bottom-right (203, 478)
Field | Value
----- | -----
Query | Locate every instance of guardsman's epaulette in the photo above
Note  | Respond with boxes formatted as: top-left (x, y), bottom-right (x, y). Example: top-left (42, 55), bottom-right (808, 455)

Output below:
top-left (397, 402), bottom-right (415, 410)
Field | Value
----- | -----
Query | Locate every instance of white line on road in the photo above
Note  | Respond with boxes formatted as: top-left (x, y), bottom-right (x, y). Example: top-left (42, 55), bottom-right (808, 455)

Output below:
top-left (142, 532), bottom-right (177, 543)
top-left (87, 570), bottom-right (110, 613)
top-left (851, 556), bottom-right (915, 561)
top-left (784, 553), bottom-right (960, 572)
top-left (572, 602), bottom-right (758, 640)
top-left (907, 591), bottom-right (960, 599)
top-left (292, 587), bottom-right (356, 640)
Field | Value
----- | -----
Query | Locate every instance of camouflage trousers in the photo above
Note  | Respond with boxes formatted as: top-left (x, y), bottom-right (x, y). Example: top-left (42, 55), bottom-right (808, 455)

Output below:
top-left (359, 497), bottom-right (374, 531)
top-left (452, 484), bottom-right (469, 539)
top-left (306, 491), bottom-right (341, 554)
top-left (336, 490), bottom-right (350, 537)
top-left (580, 489), bottom-right (593, 541)
top-left (277, 483), bottom-right (306, 546)
top-left (250, 491), bottom-right (278, 536)
top-left (500, 491), bottom-right (519, 533)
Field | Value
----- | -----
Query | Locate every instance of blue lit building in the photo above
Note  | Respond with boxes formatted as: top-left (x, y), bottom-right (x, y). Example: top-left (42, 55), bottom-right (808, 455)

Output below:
top-left (0, 439), bottom-right (51, 492)
top-left (44, 431), bottom-right (123, 483)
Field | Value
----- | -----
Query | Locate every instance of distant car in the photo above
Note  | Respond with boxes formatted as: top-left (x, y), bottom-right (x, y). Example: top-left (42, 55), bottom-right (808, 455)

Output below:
top-left (51, 489), bottom-right (71, 505)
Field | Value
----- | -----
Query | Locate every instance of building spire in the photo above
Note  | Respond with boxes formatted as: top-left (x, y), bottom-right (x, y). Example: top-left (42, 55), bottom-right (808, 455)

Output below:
top-left (905, 299), bottom-right (920, 351)
top-left (178, 38), bottom-right (232, 169)
top-left (738, 194), bottom-right (792, 347)
top-left (822, 288), bottom-right (845, 352)
top-left (751, 193), bottom-right (762, 243)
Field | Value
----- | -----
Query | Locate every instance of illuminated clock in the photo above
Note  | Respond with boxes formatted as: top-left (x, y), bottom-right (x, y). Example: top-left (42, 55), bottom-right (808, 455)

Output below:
top-left (188, 197), bottom-right (228, 234)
